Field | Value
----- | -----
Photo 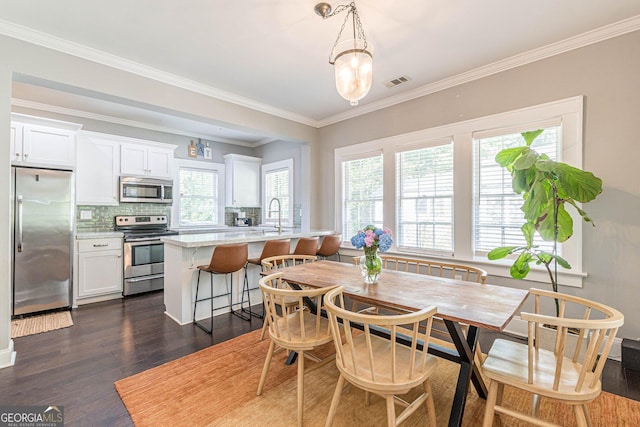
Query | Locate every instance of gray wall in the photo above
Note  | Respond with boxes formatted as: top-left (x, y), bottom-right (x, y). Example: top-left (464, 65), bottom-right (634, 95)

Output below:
top-left (315, 30), bottom-right (640, 338)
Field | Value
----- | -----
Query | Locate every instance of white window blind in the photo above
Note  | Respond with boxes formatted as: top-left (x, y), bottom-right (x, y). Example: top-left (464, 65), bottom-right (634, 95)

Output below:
top-left (264, 168), bottom-right (290, 223)
top-left (179, 168), bottom-right (218, 226)
top-left (473, 126), bottom-right (560, 256)
top-left (342, 154), bottom-right (384, 238)
top-left (396, 141), bottom-right (453, 253)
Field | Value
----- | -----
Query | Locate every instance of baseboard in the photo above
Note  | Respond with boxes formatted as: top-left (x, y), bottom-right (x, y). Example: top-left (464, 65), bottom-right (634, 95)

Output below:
top-left (0, 339), bottom-right (17, 370)
top-left (504, 316), bottom-right (622, 361)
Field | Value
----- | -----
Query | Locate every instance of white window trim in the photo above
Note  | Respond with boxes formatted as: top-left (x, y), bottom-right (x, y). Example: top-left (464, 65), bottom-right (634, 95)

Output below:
top-left (171, 159), bottom-right (225, 229)
top-left (262, 158), bottom-right (294, 226)
top-left (334, 96), bottom-right (585, 288)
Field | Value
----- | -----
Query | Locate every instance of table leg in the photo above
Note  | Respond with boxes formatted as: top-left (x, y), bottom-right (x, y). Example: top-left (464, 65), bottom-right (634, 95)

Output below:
top-left (444, 320), bottom-right (488, 427)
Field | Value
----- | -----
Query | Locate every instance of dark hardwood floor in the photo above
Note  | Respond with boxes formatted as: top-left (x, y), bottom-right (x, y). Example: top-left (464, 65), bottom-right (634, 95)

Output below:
top-left (1, 291), bottom-right (638, 426)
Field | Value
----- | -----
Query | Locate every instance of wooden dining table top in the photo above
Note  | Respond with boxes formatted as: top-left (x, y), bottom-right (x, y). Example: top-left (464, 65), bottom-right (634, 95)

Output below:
top-left (276, 260), bottom-right (529, 332)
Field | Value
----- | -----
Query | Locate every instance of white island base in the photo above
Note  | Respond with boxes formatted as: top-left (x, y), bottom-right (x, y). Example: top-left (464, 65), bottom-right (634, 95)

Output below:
top-left (162, 230), bottom-right (333, 325)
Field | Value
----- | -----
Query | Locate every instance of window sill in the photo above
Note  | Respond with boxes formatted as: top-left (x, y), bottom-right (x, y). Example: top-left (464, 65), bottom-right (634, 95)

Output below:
top-left (338, 247), bottom-right (585, 288)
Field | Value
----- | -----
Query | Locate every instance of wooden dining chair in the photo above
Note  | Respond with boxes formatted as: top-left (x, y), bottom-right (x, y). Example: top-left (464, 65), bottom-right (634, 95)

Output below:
top-left (323, 286), bottom-right (439, 427)
top-left (351, 254), bottom-right (487, 364)
top-left (257, 272), bottom-right (337, 427)
top-left (258, 254), bottom-right (318, 339)
top-left (481, 288), bottom-right (624, 427)
top-left (378, 254), bottom-right (487, 284)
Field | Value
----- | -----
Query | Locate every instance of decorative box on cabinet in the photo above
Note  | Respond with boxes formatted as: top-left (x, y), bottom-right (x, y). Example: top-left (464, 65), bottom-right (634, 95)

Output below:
top-left (224, 154), bottom-right (261, 207)
top-left (11, 113), bottom-right (81, 168)
top-left (76, 237), bottom-right (123, 301)
top-left (76, 131), bottom-right (121, 205)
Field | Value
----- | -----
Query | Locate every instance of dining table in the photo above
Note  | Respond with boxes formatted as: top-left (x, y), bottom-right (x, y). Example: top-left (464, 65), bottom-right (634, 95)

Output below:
top-left (275, 260), bottom-right (529, 427)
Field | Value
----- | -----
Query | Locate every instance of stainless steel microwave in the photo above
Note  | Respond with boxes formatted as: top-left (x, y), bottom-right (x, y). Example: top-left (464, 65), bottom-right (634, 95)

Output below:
top-left (119, 176), bottom-right (173, 204)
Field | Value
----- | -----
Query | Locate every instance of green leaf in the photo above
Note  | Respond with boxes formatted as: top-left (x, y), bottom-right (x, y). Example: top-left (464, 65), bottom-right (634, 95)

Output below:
top-left (513, 148), bottom-right (538, 170)
top-left (566, 199), bottom-right (596, 225)
top-left (512, 169), bottom-right (530, 193)
top-left (521, 130), bottom-right (545, 146)
top-left (521, 222), bottom-right (535, 247)
top-left (487, 246), bottom-right (519, 260)
top-left (535, 158), bottom-right (558, 173)
top-left (537, 251), bottom-right (553, 264)
top-left (495, 146), bottom-right (527, 167)
top-left (555, 163), bottom-right (603, 203)
top-left (551, 254), bottom-right (572, 269)
top-left (537, 203), bottom-right (573, 242)
top-left (523, 180), bottom-right (548, 222)
top-left (510, 252), bottom-right (532, 279)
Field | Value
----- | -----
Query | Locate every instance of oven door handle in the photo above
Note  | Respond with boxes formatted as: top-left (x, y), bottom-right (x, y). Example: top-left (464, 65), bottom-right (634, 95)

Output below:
top-left (125, 238), bottom-right (163, 244)
top-left (125, 274), bottom-right (165, 283)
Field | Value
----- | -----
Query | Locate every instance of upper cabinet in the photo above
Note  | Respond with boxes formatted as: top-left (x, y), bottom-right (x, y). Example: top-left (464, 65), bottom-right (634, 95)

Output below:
top-left (11, 114), bottom-right (81, 168)
top-left (76, 132), bottom-right (121, 205)
top-left (224, 154), bottom-right (261, 207)
top-left (76, 131), bottom-right (176, 205)
top-left (121, 142), bottom-right (175, 178)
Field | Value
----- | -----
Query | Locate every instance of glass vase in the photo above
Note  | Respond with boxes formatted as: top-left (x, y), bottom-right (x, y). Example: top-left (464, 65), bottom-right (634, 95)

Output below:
top-left (360, 248), bottom-right (382, 284)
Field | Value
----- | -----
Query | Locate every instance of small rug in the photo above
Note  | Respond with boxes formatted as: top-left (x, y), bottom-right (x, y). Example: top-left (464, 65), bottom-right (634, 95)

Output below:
top-left (11, 311), bottom-right (73, 338)
top-left (115, 329), bottom-right (640, 426)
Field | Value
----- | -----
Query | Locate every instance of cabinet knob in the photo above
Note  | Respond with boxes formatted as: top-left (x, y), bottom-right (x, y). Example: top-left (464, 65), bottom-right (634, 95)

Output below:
top-left (23, 153), bottom-right (28, 158)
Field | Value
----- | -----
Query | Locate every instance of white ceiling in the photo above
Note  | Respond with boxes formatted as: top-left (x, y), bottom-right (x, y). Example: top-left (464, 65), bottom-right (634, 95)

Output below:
top-left (2, 1), bottom-right (640, 145)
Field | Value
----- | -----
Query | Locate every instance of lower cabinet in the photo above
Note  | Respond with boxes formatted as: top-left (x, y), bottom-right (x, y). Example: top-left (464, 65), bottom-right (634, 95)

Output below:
top-left (76, 237), bottom-right (123, 299)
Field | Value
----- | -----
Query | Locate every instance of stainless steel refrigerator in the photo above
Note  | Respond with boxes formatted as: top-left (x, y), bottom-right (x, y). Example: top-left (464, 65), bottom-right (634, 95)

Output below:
top-left (11, 167), bottom-right (73, 316)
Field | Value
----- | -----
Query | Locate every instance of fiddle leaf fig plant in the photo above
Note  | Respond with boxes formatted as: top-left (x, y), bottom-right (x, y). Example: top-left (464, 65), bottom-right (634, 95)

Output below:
top-left (487, 130), bottom-right (603, 310)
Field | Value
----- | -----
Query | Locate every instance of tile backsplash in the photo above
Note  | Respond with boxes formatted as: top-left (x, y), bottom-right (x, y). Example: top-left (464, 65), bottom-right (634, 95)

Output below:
top-left (76, 204), bottom-right (171, 232)
top-left (224, 207), bottom-right (261, 227)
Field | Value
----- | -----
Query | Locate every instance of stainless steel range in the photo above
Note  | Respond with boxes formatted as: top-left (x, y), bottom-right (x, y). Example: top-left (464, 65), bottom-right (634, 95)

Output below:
top-left (115, 215), bottom-right (178, 296)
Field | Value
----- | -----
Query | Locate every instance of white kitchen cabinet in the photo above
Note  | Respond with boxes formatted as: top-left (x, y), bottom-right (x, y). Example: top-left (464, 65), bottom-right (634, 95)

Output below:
top-left (76, 132), bottom-right (120, 205)
top-left (121, 142), bottom-right (174, 178)
top-left (11, 114), bottom-right (81, 168)
top-left (224, 154), bottom-right (261, 207)
top-left (76, 237), bottom-right (123, 298)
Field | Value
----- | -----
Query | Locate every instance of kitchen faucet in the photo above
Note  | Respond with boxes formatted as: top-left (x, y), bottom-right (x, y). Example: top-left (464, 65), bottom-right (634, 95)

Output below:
top-left (268, 197), bottom-right (282, 233)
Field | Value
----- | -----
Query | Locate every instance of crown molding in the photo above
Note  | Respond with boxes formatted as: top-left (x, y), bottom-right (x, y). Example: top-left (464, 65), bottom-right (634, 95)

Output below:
top-left (0, 19), bottom-right (318, 128)
top-left (11, 98), bottom-right (256, 147)
top-left (2, 15), bottom-right (639, 129)
top-left (318, 15), bottom-right (640, 127)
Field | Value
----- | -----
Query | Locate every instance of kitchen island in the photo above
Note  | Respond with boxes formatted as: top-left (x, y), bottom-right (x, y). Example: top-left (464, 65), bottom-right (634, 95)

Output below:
top-left (161, 229), bottom-right (335, 325)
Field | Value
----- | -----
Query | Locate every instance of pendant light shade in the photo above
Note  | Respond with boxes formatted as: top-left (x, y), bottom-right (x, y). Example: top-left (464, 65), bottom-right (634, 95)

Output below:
top-left (315, 2), bottom-right (373, 106)
top-left (333, 39), bottom-right (373, 106)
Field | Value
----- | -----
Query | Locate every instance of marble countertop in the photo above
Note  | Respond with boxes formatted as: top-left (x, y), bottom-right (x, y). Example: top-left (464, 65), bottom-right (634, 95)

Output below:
top-left (161, 229), bottom-right (334, 248)
top-left (76, 231), bottom-right (124, 239)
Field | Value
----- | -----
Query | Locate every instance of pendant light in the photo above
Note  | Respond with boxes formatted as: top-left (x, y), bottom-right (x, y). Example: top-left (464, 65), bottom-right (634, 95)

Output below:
top-left (314, 2), bottom-right (373, 106)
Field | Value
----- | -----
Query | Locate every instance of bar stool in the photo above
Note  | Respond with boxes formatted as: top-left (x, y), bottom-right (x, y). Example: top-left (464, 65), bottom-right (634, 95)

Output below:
top-left (316, 234), bottom-right (341, 261)
top-left (242, 239), bottom-right (291, 318)
top-left (193, 243), bottom-right (248, 334)
top-left (292, 236), bottom-right (319, 256)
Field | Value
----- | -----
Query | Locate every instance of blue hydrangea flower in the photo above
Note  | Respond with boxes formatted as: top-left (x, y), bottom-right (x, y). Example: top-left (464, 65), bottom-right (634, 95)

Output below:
top-left (350, 232), bottom-right (366, 249)
top-left (378, 233), bottom-right (393, 252)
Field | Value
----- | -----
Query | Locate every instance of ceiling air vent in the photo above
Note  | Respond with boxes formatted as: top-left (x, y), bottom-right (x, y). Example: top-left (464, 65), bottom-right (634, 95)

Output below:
top-left (385, 75), bottom-right (410, 88)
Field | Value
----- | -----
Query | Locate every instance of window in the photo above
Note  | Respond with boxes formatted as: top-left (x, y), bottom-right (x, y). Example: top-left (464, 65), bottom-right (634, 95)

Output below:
top-left (262, 159), bottom-right (293, 226)
top-left (335, 96), bottom-right (584, 287)
top-left (396, 139), bottom-right (453, 254)
top-left (172, 160), bottom-right (224, 228)
top-left (474, 126), bottom-right (559, 256)
top-left (342, 153), bottom-right (383, 239)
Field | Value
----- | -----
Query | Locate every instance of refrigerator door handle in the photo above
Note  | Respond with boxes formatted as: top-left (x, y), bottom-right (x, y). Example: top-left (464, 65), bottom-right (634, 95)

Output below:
top-left (17, 195), bottom-right (23, 253)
